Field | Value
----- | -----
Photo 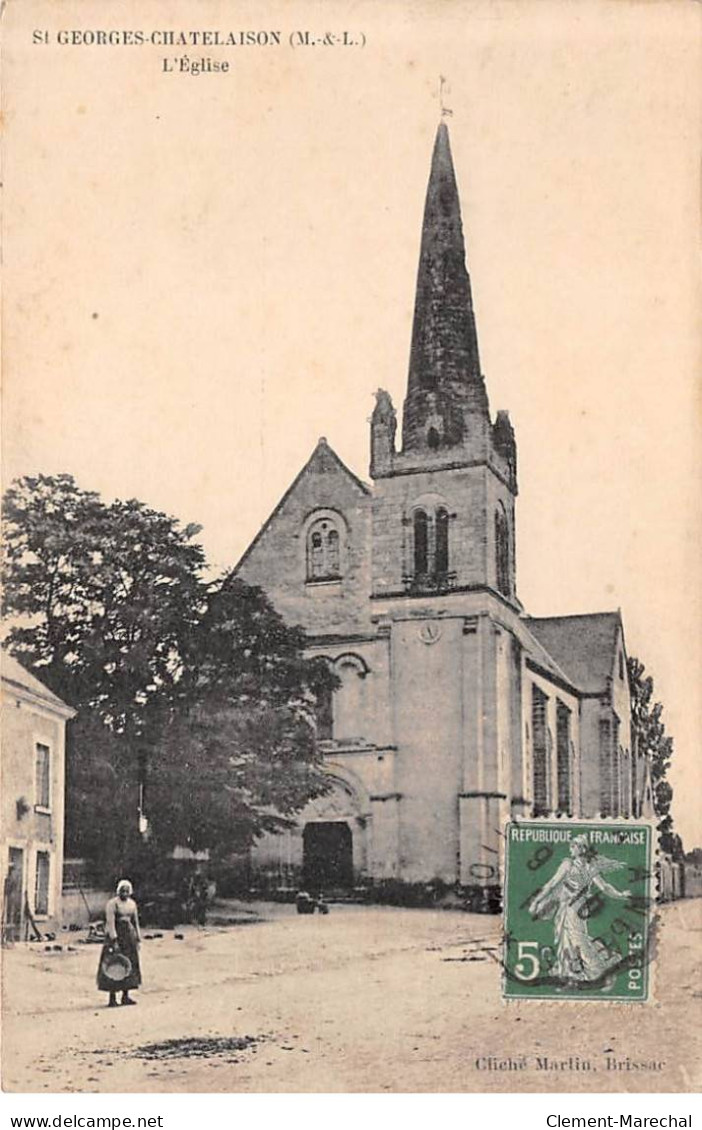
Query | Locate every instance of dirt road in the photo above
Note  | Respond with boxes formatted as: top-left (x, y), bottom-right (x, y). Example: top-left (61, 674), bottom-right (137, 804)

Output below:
top-left (3, 900), bottom-right (700, 1093)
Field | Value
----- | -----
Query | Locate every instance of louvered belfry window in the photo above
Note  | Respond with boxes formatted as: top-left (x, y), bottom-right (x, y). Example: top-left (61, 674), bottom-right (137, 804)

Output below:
top-left (495, 507), bottom-right (510, 597)
top-left (435, 508), bottom-right (449, 575)
top-left (413, 509), bottom-right (429, 577)
top-left (412, 506), bottom-right (450, 583)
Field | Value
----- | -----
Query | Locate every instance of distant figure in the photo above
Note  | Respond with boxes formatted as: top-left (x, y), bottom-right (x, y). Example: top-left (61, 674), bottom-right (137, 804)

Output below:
top-left (296, 890), bottom-right (316, 915)
top-left (295, 890), bottom-right (329, 915)
top-left (188, 870), bottom-right (209, 926)
top-left (97, 879), bottom-right (142, 1007)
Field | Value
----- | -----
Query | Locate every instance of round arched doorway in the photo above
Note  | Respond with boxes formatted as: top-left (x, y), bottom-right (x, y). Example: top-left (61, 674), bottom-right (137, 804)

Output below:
top-left (248, 770), bottom-right (369, 894)
top-left (299, 773), bottom-right (367, 893)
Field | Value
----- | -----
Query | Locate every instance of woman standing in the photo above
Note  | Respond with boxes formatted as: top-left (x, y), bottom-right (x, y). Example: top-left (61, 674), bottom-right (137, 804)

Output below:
top-left (97, 879), bottom-right (142, 1007)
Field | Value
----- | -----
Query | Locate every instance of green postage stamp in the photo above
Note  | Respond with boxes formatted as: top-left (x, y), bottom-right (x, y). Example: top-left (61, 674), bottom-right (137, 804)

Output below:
top-left (503, 821), bottom-right (654, 1001)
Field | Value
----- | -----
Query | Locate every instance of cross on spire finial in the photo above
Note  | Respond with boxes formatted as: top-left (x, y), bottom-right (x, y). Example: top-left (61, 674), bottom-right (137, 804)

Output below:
top-left (439, 75), bottom-right (453, 118)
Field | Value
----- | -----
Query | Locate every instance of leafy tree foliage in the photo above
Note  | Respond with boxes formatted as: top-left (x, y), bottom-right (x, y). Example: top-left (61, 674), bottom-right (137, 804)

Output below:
top-left (2, 475), bottom-right (335, 882)
top-left (146, 579), bottom-right (335, 858)
top-left (628, 656), bottom-right (683, 859)
top-left (2, 474), bottom-right (205, 729)
top-left (64, 712), bottom-right (139, 882)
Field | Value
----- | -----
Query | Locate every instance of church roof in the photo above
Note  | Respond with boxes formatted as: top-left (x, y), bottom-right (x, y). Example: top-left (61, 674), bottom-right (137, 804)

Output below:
top-left (1, 650), bottom-right (76, 715)
top-left (404, 122), bottom-right (487, 431)
top-left (526, 612), bottom-right (622, 695)
top-left (233, 437), bottom-right (370, 573)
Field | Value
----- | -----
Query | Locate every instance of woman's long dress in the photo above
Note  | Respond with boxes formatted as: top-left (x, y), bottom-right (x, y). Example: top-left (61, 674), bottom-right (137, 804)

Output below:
top-left (545, 860), bottom-right (614, 981)
top-left (97, 896), bottom-right (142, 993)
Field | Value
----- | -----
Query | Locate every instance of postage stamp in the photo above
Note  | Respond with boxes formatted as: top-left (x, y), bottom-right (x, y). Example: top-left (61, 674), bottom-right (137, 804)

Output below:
top-left (503, 820), bottom-right (654, 1002)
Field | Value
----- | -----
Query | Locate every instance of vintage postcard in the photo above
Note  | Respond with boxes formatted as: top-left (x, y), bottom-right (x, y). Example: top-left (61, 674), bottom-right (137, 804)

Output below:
top-left (1, 0), bottom-right (700, 1097)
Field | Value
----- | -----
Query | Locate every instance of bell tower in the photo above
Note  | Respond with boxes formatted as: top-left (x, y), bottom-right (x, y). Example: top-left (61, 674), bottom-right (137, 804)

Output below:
top-left (367, 121), bottom-right (523, 895)
top-left (370, 122), bottom-right (518, 607)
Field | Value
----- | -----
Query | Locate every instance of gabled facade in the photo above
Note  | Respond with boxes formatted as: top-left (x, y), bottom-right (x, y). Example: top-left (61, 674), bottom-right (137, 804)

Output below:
top-left (235, 122), bottom-right (646, 904)
top-left (1, 652), bottom-right (75, 940)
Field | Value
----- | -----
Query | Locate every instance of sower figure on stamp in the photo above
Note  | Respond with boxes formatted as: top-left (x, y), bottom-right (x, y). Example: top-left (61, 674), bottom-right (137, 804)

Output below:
top-left (97, 879), bottom-right (142, 1007)
top-left (529, 835), bottom-right (631, 983)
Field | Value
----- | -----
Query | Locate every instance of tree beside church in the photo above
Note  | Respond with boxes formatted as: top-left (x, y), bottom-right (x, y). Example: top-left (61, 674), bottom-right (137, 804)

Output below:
top-left (1, 477), bottom-right (336, 885)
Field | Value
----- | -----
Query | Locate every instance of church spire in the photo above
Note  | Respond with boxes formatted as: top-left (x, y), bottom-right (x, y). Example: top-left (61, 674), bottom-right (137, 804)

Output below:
top-left (402, 122), bottom-right (488, 452)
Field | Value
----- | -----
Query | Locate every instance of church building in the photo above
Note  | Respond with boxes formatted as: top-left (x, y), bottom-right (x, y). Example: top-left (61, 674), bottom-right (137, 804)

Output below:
top-left (234, 122), bottom-right (651, 905)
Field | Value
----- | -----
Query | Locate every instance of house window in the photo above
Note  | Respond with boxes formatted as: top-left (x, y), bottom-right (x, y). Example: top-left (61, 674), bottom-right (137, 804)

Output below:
top-left (307, 517), bottom-right (343, 581)
top-left (495, 506), bottom-right (510, 597)
top-left (556, 700), bottom-right (571, 814)
top-left (532, 686), bottom-right (549, 816)
top-left (35, 851), bottom-right (50, 916)
top-left (35, 743), bottom-right (50, 810)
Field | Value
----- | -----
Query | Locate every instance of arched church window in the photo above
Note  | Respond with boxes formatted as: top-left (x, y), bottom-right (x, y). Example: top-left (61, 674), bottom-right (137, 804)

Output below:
top-left (427, 427), bottom-right (441, 450)
top-left (307, 517), bottom-right (343, 581)
top-left (435, 507), bottom-right (449, 576)
top-left (495, 506), bottom-right (510, 597)
top-left (532, 685), bottom-right (550, 816)
top-left (327, 528), bottom-right (339, 574)
top-left (334, 655), bottom-right (368, 742)
top-left (310, 531), bottom-right (324, 577)
top-left (413, 509), bottom-right (429, 577)
top-left (611, 716), bottom-right (621, 817)
top-left (556, 700), bottom-right (572, 815)
top-left (316, 681), bottom-right (334, 741)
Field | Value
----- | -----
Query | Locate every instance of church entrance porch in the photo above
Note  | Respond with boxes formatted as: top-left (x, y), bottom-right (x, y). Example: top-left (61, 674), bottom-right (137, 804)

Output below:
top-left (303, 821), bottom-right (353, 892)
top-left (248, 771), bottom-right (370, 895)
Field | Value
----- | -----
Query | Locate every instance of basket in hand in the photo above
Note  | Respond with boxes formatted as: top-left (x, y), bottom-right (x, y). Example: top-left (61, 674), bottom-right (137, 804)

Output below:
top-left (100, 948), bottom-right (133, 986)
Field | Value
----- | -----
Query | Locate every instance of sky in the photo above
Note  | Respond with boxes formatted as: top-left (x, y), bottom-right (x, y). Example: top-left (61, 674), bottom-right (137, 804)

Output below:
top-left (3, 0), bottom-right (700, 845)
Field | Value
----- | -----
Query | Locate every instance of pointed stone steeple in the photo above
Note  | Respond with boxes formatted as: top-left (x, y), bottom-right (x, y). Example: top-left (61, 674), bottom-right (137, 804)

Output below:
top-left (402, 122), bottom-right (489, 452)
